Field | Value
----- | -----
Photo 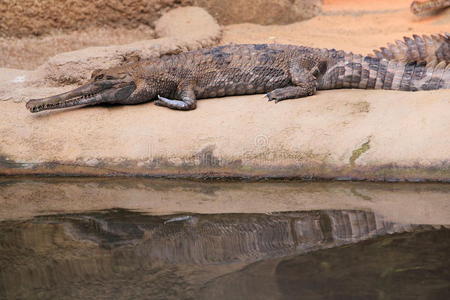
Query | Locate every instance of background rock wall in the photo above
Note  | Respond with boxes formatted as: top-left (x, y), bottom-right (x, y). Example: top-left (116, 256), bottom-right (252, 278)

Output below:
top-left (0, 0), bottom-right (322, 38)
top-left (0, 0), bottom-right (186, 37)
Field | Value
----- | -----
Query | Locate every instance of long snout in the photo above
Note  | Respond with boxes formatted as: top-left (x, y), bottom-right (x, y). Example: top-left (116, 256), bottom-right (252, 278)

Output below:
top-left (26, 83), bottom-right (100, 113)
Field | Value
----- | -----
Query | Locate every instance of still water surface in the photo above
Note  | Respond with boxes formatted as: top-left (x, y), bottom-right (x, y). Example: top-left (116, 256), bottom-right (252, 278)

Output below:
top-left (0, 178), bottom-right (449, 299)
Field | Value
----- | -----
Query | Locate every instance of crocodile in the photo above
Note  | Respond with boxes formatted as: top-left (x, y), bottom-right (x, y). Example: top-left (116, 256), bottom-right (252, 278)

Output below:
top-left (26, 40), bottom-right (450, 113)
top-left (410, 0), bottom-right (450, 15)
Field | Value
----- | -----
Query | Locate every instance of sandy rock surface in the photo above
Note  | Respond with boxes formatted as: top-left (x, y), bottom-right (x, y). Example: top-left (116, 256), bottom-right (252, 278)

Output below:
top-left (0, 0), bottom-right (449, 181)
top-left (1, 89), bottom-right (449, 180)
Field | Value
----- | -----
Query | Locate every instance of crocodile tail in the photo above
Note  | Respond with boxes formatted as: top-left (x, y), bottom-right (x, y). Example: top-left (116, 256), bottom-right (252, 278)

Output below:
top-left (371, 33), bottom-right (450, 65)
top-left (410, 0), bottom-right (450, 15)
top-left (319, 50), bottom-right (450, 91)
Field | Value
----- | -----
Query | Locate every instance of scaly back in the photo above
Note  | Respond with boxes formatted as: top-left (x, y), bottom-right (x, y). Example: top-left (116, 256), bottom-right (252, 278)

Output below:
top-left (371, 33), bottom-right (450, 65)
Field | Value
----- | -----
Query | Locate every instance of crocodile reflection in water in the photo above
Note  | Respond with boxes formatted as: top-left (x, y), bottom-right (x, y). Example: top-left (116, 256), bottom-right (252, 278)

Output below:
top-left (42, 209), bottom-right (436, 264)
top-left (0, 209), bottom-right (446, 300)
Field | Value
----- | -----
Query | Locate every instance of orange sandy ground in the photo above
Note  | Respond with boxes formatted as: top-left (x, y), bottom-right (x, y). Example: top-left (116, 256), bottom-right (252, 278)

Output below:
top-left (221, 0), bottom-right (449, 55)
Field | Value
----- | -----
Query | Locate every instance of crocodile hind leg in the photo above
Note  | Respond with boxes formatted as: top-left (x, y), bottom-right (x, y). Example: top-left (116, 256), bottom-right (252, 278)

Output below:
top-left (154, 84), bottom-right (197, 110)
top-left (266, 62), bottom-right (318, 103)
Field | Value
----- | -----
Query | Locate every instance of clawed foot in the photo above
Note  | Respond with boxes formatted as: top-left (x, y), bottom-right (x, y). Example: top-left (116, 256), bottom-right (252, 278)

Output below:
top-left (265, 88), bottom-right (295, 103)
top-left (265, 91), bottom-right (285, 103)
top-left (154, 95), bottom-right (196, 110)
top-left (154, 95), bottom-right (170, 107)
top-left (266, 86), bottom-right (316, 103)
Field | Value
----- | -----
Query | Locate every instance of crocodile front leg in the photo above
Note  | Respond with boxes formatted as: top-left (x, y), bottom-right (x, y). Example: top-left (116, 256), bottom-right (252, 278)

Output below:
top-left (267, 61), bottom-right (318, 103)
top-left (154, 84), bottom-right (197, 110)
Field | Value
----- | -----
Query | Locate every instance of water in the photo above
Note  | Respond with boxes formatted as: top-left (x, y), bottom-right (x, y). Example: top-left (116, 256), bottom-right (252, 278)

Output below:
top-left (0, 178), bottom-right (449, 299)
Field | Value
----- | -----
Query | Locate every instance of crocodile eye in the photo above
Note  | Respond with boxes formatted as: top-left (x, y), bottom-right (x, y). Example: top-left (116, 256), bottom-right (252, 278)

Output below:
top-left (95, 74), bottom-right (104, 80)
